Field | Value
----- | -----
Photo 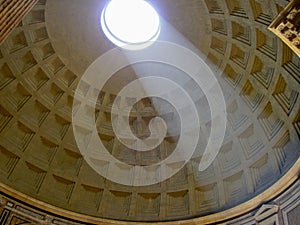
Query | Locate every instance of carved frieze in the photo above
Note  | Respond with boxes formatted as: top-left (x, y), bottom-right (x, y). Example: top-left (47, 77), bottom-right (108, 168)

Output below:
top-left (269, 0), bottom-right (300, 57)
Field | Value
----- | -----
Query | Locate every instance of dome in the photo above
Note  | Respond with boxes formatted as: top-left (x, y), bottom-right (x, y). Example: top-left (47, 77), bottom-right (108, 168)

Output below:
top-left (0, 0), bottom-right (299, 224)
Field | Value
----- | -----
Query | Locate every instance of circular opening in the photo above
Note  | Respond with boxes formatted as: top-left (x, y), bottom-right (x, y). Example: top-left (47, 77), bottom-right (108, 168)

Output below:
top-left (101, 0), bottom-right (160, 50)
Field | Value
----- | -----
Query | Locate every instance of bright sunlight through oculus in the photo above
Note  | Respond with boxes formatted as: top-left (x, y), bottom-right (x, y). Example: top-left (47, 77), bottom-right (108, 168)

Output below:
top-left (101, 0), bottom-right (160, 50)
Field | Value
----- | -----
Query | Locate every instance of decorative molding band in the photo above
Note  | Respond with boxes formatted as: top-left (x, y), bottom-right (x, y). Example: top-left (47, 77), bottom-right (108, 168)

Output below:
top-left (0, 0), bottom-right (39, 45)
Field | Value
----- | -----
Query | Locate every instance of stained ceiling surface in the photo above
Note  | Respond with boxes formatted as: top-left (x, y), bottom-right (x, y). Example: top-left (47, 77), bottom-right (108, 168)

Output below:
top-left (0, 0), bottom-right (299, 222)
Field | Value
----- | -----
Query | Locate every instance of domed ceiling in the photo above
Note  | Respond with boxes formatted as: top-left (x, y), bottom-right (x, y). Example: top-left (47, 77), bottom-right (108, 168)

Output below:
top-left (0, 0), bottom-right (299, 223)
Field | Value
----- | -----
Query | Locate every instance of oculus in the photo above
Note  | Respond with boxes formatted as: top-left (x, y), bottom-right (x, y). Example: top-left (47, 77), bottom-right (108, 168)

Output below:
top-left (101, 0), bottom-right (160, 50)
